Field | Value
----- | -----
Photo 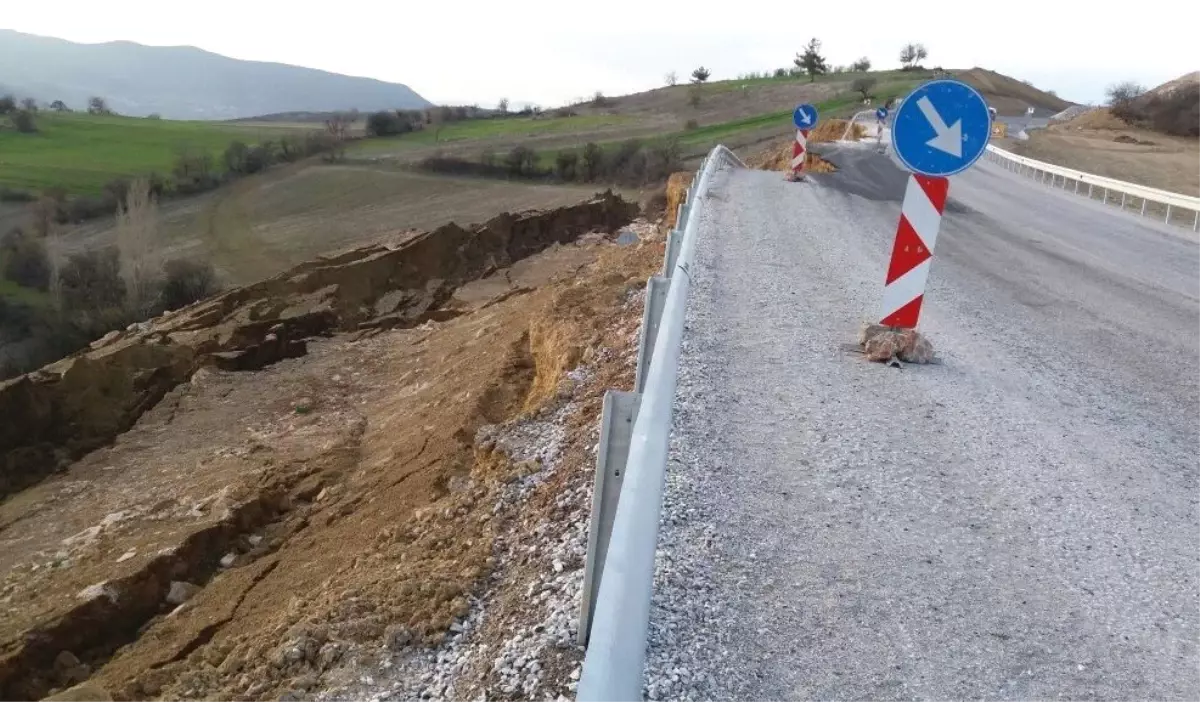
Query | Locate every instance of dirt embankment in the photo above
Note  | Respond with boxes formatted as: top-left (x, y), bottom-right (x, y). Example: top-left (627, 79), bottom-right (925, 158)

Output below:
top-left (0, 192), bottom-right (649, 701)
top-left (0, 192), bottom-right (637, 503)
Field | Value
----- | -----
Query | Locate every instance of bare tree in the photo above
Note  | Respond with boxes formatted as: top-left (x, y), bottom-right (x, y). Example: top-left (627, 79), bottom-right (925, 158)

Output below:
top-left (323, 113), bottom-right (351, 160)
top-left (665, 71), bottom-right (678, 87)
top-left (901, 43), bottom-right (928, 69)
top-left (1106, 81), bottom-right (1146, 105)
top-left (114, 178), bottom-right (159, 314)
top-left (850, 57), bottom-right (872, 72)
top-left (498, 97), bottom-right (509, 113)
top-left (19, 98), bottom-right (37, 113)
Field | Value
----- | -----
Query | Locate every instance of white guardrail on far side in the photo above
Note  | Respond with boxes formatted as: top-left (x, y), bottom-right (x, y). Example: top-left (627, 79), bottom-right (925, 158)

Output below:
top-left (575, 144), bottom-right (745, 701)
top-left (983, 144), bottom-right (1200, 231)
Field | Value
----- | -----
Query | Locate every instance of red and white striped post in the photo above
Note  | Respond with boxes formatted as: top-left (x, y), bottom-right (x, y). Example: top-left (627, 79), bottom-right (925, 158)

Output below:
top-left (879, 174), bottom-right (948, 328)
top-left (790, 128), bottom-right (809, 180)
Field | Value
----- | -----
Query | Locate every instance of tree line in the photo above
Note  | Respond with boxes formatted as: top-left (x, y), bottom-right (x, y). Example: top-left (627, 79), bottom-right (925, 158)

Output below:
top-left (665, 40), bottom-right (932, 90)
top-left (418, 138), bottom-right (684, 188)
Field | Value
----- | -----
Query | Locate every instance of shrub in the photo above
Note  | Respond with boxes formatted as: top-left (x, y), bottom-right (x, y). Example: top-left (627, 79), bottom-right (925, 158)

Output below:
top-left (58, 248), bottom-right (126, 312)
top-left (554, 151), bottom-right (579, 180)
top-left (684, 119), bottom-right (700, 130)
top-left (366, 110), bottom-right (401, 137)
top-left (0, 187), bottom-right (35, 203)
top-left (581, 143), bottom-right (605, 182)
top-left (224, 141), bottom-right (250, 173)
top-left (2, 230), bottom-right (51, 291)
top-left (160, 259), bottom-right (219, 310)
top-left (0, 95), bottom-right (14, 114)
top-left (11, 110), bottom-right (37, 133)
top-left (850, 57), bottom-right (872, 72)
top-left (503, 145), bottom-right (540, 177)
top-left (773, 68), bottom-right (788, 78)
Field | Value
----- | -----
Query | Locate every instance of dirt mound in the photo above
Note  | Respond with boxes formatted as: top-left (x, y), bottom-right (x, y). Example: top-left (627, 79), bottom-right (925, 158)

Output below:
top-left (809, 119), bottom-right (862, 143)
top-left (0, 193), bottom-right (638, 504)
top-left (1055, 108), bottom-right (1130, 131)
top-left (746, 138), bottom-right (839, 173)
top-left (0, 196), bottom-right (651, 701)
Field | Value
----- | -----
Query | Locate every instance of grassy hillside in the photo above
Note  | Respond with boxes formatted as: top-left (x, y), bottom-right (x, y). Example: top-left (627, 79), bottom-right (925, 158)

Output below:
top-left (0, 112), bottom-right (311, 195)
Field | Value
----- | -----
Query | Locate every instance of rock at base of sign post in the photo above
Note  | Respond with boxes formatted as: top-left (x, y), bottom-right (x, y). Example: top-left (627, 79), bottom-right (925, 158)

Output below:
top-left (786, 172), bottom-right (806, 183)
top-left (858, 324), bottom-right (935, 365)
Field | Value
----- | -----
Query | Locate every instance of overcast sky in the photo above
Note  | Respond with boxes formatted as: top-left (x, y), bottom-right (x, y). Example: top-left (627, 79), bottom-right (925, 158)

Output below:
top-left (3, 0), bottom-right (1196, 107)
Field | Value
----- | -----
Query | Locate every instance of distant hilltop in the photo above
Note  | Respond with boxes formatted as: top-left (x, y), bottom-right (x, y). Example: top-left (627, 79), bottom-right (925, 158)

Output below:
top-left (0, 29), bottom-right (431, 120)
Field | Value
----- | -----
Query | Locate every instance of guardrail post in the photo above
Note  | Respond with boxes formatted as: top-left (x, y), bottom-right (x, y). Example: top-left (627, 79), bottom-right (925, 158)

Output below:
top-left (1103, 188), bottom-right (1108, 205)
top-left (1075, 180), bottom-right (1080, 194)
top-left (1165, 204), bottom-right (1172, 223)
top-left (1121, 192), bottom-right (1127, 209)
top-left (1141, 199), bottom-right (1147, 216)
top-left (578, 390), bottom-right (640, 646)
top-left (1089, 184), bottom-right (1094, 199)
top-left (633, 276), bottom-right (670, 394)
top-left (662, 230), bottom-right (682, 277)
top-left (1193, 211), bottom-right (1198, 232)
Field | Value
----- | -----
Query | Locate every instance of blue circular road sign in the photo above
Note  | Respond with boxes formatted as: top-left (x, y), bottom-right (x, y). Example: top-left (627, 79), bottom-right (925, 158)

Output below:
top-left (890, 79), bottom-right (991, 177)
top-left (793, 103), bottom-right (819, 129)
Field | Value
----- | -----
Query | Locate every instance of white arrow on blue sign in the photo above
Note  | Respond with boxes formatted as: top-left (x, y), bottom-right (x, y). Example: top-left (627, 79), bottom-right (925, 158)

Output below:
top-left (890, 79), bottom-right (991, 177)
top-left (875, 107), bottom-right (888, 120)
top-left (793, 104), bottom-right (819, 129)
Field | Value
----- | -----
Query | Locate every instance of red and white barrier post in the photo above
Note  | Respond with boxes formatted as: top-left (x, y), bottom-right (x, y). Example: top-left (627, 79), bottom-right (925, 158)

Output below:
top-left (790, 128), bottom-right (809, 180)
top-left (879, 174), bottom-right (948, 328)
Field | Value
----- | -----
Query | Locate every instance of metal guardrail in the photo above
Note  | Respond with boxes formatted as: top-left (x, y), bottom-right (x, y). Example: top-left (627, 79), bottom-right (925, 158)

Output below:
top-left (983, 144), bottom-right (1200, 230)
top-left (576, 144), bottom-right (745, 701)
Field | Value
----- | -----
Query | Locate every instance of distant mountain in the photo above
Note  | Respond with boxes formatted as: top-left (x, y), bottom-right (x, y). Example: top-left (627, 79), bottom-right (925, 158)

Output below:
top-left (0, 29), bottom-right (431, 120)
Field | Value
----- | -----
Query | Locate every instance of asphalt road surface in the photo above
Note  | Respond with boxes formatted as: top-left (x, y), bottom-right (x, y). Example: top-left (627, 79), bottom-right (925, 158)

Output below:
top-left (644, 144), bottom-right (1199, 700)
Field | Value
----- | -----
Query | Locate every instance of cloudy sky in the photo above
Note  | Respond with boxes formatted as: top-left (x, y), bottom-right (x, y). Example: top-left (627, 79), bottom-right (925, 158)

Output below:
top-left (3, 0), bottom-right (1196, 107)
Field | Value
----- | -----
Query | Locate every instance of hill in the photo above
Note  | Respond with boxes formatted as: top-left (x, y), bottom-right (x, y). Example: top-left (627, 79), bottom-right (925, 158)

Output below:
top-left (0, 29), bottom-right (430, 119)
top-left (1143, 71), bottom-right (1199, 99)
top-left (952, 67), bottom-right (1073, 116)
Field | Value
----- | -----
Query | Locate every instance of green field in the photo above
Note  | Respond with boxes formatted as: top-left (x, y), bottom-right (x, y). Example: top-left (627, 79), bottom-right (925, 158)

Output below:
top-left (346, 114), bottom-right (634, 155)
top-left (0, 113), bottom-right (309, 195)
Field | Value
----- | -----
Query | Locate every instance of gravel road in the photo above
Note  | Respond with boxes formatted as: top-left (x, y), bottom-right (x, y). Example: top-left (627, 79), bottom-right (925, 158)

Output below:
top-left (645, 146), bottom-right (1199, 700)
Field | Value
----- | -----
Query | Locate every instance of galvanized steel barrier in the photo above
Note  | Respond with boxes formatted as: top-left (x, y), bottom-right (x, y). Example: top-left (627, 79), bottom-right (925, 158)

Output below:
top-left (983, 144), bottom-right (1200, 230)
top-left (576, 144), bottom-right (745, 701)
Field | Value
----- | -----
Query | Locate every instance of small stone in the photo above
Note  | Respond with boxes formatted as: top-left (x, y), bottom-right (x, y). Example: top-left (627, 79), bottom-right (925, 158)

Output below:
top-left (385, 625), bottom-right (413, 650)
top-left (247, 534), bottom-right (263, 546)
top-left (166, 581), bottom-right (202, 605)
top-left (219, 552), bottom-right (236, 568)
top-left (115, 549), bottom-right (137, 563)
top-left (43, 682), bottom-right (112, 701)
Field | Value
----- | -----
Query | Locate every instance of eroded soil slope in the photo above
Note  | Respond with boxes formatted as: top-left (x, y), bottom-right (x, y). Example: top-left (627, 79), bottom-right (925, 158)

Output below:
top-left (0, 193), bottom-right (662, 701)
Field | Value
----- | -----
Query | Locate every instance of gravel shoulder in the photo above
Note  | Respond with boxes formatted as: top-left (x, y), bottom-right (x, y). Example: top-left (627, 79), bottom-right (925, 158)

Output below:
top-left (647, 156), bottom-right (1199, 700)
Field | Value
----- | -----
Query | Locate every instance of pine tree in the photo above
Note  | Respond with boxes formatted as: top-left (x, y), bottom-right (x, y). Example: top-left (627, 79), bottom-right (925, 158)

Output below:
top-left (795, 38), bottom-right (828, 83)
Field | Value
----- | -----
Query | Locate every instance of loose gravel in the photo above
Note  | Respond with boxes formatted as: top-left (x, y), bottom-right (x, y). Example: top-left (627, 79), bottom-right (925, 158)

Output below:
top-left (645, 161), bottom-right (1199, 700)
